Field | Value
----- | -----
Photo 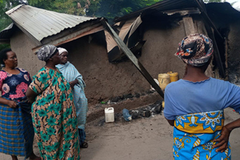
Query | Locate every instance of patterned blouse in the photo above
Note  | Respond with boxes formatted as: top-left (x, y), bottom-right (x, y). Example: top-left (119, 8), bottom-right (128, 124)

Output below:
top-left (0, 68), bottom-right (31, 101)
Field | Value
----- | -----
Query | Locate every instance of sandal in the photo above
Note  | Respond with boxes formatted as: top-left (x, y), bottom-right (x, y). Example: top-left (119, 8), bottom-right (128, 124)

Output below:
top-left (80, 142), bottom-right (88, 148)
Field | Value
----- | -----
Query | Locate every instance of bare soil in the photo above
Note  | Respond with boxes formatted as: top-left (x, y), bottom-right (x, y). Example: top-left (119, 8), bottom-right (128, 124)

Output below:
top-left (80, 108), bottom-right (240, 160)
top-left (1, 108), bottom-right (239, 160)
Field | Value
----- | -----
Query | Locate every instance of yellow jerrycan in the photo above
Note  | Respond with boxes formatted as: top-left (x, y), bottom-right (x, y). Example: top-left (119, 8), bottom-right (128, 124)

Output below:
top-left (158, 73), bottom-right (170, 90)
top-left (167, 71), bottom-right (179, 82)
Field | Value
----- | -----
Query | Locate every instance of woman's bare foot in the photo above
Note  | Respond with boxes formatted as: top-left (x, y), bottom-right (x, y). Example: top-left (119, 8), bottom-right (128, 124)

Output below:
top-left (29, 152), bottom-right (41, 160)
top-left (11, 155), bottom-right (18, 160)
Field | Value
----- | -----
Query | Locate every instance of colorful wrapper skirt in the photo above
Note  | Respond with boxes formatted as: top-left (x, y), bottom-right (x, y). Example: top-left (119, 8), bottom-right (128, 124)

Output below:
top-left (0, 102), bottom-right (34, 159)
top-left (173, 110), bottom-right (231, 160)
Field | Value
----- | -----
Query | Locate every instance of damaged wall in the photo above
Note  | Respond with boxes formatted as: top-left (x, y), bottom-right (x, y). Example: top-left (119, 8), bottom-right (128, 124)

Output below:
top-left (139, 16), bottom-right (212, 85)
top-left (8, 15), bottom-right (214, 106)
top-left (140, 20), bottom-right (186, 80)
top-left (205, 3), bottom-right (240, 83)
top-left (59, 16), bottom-right (213, 105)
top-left (60, 31), bottom-right (157, 105)
top-left (227, 21), bottom-right (240, 84)
top-left (10, 29), bottom-right (45, 77)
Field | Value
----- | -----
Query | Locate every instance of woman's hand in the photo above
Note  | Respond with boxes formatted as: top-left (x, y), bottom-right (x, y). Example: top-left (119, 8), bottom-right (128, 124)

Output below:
top-left (69, 79), bottom-right (78, 89)
top-left (166, 118), bottom-right (174, 126)
top-left (213, 118), bottom-right (240, 152)
top-left (26, 87), bottom-right (37, 104)
top-left (213, 126), bottom-right (231, 152)
top-left (7, 100), bottom-right (18, 108)
top-left (69, 81), bottom-right (75, 89)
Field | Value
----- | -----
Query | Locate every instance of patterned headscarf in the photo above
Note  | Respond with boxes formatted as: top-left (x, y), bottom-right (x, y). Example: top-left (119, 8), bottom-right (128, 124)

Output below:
top-left (175, 33), bottom-right (213, 67)
top-left (37, 45), bottom-right (57, 62)
top-left (58, 47), bottom-right (68, 55)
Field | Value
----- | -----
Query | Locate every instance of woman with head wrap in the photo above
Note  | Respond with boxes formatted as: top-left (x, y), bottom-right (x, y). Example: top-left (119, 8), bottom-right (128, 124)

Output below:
top-left (56, 47), bottom-right (88, 148)
top-left (164, 34), bottom-right (240, 159)
top-left (0, 48), bottom-right (40, 160)
top-left (26, 45), bottom-right (80, 160)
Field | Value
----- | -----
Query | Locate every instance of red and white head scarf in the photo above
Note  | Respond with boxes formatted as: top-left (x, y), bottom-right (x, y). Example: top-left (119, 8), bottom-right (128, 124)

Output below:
top-left (175, 34), bottom-right (213, 67)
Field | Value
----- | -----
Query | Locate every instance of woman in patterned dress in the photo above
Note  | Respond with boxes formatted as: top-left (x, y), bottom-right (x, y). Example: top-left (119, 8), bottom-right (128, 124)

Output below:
top-left (0, 48), bottom-right (40, 160)
top-left (26, 45), bottom-right (80, 160)
top-left (164, 34), bottom-right (240, 160)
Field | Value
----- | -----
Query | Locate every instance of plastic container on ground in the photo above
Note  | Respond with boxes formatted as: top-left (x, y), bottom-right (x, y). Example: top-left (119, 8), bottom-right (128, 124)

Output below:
top-left (158, 73), bottom-right (170, 90)
top-left (122, 108), bottom-right (132, 121)
top-left (167, 71), bottom-right (179, 82)
top-left (105, 107), bottom-right (115, 122)
top-left (162, 101), bottom-right (165, 108)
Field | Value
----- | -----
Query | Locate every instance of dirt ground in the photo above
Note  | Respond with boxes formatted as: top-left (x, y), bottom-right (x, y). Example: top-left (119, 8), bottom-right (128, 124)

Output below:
top-left (0, 108), bottom-right (239, 160)
top-left (80, 108), bottom-right (240, 160)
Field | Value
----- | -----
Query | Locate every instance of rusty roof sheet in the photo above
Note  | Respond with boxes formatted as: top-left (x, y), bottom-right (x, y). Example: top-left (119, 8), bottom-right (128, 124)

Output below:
top-left (5, 4), bottom-right (99, 42)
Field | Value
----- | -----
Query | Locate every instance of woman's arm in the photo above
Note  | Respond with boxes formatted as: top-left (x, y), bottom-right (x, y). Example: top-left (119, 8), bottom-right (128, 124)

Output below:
top-left (26, 87), bottom-right (37, 103)
top-left (213, 118), bottom-right (240, 152)
top-left (0, 97), bottom-right (17, 108)
top-left (166, 119), bottom-right (174, 126)
top-left (70, 63), bottom-right (85, 89)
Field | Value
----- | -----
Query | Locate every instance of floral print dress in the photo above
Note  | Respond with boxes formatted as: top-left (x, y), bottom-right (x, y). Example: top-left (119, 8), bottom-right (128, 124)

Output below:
top-left (29, 67), bottom-right (80, 160)
top-left (0, 68), bottom-right (34, 158)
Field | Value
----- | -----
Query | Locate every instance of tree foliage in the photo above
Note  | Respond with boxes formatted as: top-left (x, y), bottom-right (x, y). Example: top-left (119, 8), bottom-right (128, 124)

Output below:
top-left (0, 0), bottom-right (28, 30)
top-left (92, 0), bottom-right (162, 22)
top-left (0, 0), bottom-right (231, 31)
top-left (28, 0), bottom-right (100, 16)
top-left (0, 0), bottom-right (27, 49)
top-left (0, 0), bottom-right (231, 50)
top-left (0, 0), bottom-right (229, 39)
top-left (27, 0), bottom-right (162, 22)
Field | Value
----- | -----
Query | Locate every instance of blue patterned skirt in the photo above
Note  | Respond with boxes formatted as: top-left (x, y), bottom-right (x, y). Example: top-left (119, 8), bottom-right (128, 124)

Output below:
top-left (0, 102), bottom-right (34, 158)
top-left (173, 110), bottom-right (231, 160)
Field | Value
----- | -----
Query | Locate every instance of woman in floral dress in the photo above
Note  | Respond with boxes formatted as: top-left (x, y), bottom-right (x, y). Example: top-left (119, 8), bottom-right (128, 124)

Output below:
top-left (0, 48), bottom-right (39, 160)
top-left (26, 45), bottom-right (80, 160)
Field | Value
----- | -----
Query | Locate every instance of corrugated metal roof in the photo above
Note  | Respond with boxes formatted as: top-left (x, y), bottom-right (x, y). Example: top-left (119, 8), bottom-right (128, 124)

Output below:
top-left (5, 4), bottom-right (99, 42)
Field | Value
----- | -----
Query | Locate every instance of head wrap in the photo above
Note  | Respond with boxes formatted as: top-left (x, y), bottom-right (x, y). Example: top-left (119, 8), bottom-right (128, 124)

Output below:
top-left (175, 33), bottom-right (213, 67)
top-left (37, 45), bottom-right (57, 62)
top-left (58, 47), bottom-right (68, 55)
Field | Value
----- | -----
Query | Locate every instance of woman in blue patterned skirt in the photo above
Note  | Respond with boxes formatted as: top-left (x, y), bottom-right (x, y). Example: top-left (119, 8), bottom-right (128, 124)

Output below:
top-left (0, 48), bottom-right (40, 160)
top-left (164, 34), bottom-right (240, 160)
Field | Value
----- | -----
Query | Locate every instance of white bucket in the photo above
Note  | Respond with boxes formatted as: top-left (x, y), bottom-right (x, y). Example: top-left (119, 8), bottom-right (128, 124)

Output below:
top-left (105, 107), bottom-right (115, 122)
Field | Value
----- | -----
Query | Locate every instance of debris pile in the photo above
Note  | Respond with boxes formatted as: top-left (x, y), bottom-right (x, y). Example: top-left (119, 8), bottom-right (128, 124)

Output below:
top-left (96, 100), bottom-right (163, 126)
top-left (129, 100), bottom-right (163, 120)
top-left (116, 100), bottom-right (164, 122)
top-left (99, 90), bottom-right (156, 105)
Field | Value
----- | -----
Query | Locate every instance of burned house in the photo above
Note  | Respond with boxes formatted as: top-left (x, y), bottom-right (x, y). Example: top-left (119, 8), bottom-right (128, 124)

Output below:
top-left (107, 0), bottom-right (240, 85)
top-left (205, 2), bottom-right (240, 84)
top-left (0, 0), bottom-right (240, 106)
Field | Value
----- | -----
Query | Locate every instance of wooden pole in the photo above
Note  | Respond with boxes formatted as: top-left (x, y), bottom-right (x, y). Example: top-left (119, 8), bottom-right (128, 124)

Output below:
top-left (101, 19), bottom-right (164, 98)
